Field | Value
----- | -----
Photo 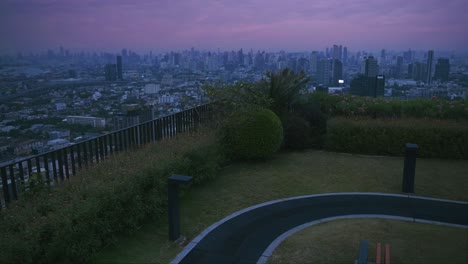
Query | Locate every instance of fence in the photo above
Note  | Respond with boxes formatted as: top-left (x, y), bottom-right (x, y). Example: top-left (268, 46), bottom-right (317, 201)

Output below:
top-left (0, 103), bottom-right (213, 210)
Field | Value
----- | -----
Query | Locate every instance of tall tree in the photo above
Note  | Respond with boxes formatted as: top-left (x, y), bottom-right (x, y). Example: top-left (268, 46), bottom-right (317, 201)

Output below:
top-left (258, 68), bottom-right (310, 119)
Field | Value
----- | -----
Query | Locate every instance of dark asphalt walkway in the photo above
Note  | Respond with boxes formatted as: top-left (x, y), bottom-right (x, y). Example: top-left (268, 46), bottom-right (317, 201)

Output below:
top-left (171, 193), bottom-right (468, 264)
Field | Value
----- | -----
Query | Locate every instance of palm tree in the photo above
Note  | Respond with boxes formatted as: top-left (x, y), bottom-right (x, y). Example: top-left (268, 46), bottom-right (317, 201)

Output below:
top-left (258, 68), bottom-right (310, 119)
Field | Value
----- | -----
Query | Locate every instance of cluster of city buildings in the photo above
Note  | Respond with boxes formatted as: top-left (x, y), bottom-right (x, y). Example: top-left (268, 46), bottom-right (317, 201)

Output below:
top-left (0, 46), bottom-right (467, 164)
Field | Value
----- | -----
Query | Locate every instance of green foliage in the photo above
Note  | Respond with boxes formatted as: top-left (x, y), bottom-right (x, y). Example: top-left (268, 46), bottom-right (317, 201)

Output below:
top-left (325, 117), bottom-right (468, 159)
top-left (221, 108), bottom-right (283, 160)
top-left (203, 81), bottom-right (272, 113)
top-left (204, 69), bottom-right (309, 123)
top-left (309, 93), bottom-right (468, 120)
top-left (296, 96), bottom-right (329, 148)
top-left (175, 144), bottom-right (225, 185)
top-left (0, 129), bottom-right (223, 264)
top-left (258, 69), bottom-right (310, 118)
top-left (282, 115), bottom-right (311, 150)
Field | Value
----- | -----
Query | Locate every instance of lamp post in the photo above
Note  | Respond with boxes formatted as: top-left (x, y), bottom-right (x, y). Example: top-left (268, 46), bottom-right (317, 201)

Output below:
top-left (402, 144), bottom-right (418, 193)
top-left (168, 174), bottom-right (192, 241)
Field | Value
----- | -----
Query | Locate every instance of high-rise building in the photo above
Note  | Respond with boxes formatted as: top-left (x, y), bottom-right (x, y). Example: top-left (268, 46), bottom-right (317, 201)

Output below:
top-left (317, 59), bottom-right (332, 85)
top-left (434, 58), bottom-right (450, 82)
top-left (350, 74), bottom-right (385, 97)
top-left (380, 49), bottom-right (386, 65)
top-left (403, 49), bottom-right (412, 62)
top-left (310, 51), bottom-right (318, 73)
top-left (288, 57), bottom-right (297, 72)
top-left (332, 45), bottom-right (341, 60)
top-left (426, 50), bottom-right (434, 84)
top-left (351, 57), bottom-right (383, 97)
top-left (374, 75), bottom-right (385, 97)
top-left (332, 59), bottom-right (343, 85)
top-left (343, 47), bottom-right (348, 64)
top-left (365, 56), bottom-right (379, 77)
top-left (105, 64), bottom-right (117, 81)
top-left (350, 75), bottom-right (368, 96)
top-left (395, 56), bottom-right (403, 78)
top-left (409, 62), bottom-right (427, 82)
top-left (116, 55), bottom-right (123, 80)
top-left (238, 49), bottom-right (244, 66)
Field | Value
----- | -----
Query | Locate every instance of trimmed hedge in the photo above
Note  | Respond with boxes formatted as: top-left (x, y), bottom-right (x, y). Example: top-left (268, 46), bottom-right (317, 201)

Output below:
top-left (0, 129), bottom-right (224, 264)
top-left (283, 115), bottom-right (311, 150)
top-left (325, 117), bottom-right (468, 159)
top-left (309, 93), bottom-right (468, 120)
top-left (221, 108), bottom-right (283, 160)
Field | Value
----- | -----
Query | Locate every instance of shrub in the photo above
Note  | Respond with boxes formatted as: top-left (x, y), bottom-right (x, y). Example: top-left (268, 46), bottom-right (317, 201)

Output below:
top-left (0, 128), bottom-right (223, 264)
top-left (308, 93), bottom-right (468, 120)
top-left (176, 143), bottom-right (225, 185)
top-left (297, 95), bottom-right (329, 148)
top-left (325, 117), bottom-right (468, 159)
top-left (221, 108), bottom-right (283, 160)
top-left (282, 115), bottom-right (311, 150)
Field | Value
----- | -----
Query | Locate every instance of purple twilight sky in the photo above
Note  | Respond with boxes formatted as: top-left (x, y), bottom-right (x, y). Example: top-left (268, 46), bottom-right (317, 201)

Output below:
top-left (1, 0), bottom-right (468, 53)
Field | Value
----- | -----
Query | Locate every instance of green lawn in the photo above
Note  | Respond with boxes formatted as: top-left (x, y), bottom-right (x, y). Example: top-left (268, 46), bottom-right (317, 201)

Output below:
top-left (93, 150), bottom-right (468, 263)
top-left (268, 219), bottom-right (468, 264)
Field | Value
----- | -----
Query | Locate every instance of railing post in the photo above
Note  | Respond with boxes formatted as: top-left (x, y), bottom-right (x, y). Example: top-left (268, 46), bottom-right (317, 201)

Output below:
top-left (58, 149), bottom-right (65, 181)
top-left (43, 154), bottom-right (51, 185)
top-left (51, 151), bottom-right (58, 183)
top-left (402, 143), bottom-right (418, 193)
top-left (168, 174), bottom-right (192, 242)
top-left (1, 166), bottom-right (10, 206)
top-left (9, 165), bottom-right (18, 200)
top-left (35, 157), bottom-right (42, 182)
top-left (77, 144), bottom-right (82, 169)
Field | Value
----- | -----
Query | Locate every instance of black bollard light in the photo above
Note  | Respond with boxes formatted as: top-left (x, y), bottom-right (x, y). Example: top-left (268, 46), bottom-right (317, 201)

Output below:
top-left (168, 174), bottom-right (192, 241)
top-left (402, 143), bottom-right (418, 193)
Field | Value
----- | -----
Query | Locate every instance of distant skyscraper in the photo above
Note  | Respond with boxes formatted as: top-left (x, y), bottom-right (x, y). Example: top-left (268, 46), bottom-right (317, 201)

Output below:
top-left (116, 55), bottom-right (123, 80)
top-left (380, 49), bottom-right (386, 65)
top-left (373, 75), bottom-right (385, 97)
top-left (403, 49), bottom-right (412, 63)
top-left (332, 45), bottom-right (341, 60)
top-left (317, 59), bottom-right (332, 85)
top-left (434, 58), bottom-right (450, 82)
top-left (409, 62), bottom-right (427, 82)
top-left (343, 47), bottom-right (348, 64)
top-left (395, 56), bottom-right (403, 78)
top-left (105, 64), bottom-right (117, 81)
top-left (350, 74), bottom-right (385, 97)
top-left (365, 56), bottom-right (379, 77)
top-left (310, 51), bottom-right (318, 73)
top-left (238, 48), bottom-right (244, 66)
top-left (332, 59), bottom-right (343, 85)
top-left (288, 57), bottom-right (297, 72)
top-left (426, 50), bottom-right (434, 84)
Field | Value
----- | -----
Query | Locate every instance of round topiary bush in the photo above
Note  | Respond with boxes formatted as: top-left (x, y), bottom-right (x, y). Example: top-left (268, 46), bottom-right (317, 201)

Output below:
top-left (283, 115), bottom-right (311, 150)
top-left (221, 108), bottom-right (283, 160)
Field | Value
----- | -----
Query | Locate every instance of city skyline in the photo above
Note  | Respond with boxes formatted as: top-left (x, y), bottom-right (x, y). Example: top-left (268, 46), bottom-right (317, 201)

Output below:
top-left (1, 0), bottom-right (468, 53)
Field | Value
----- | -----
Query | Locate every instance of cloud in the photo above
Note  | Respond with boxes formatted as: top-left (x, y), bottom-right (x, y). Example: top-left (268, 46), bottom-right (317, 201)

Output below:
top-left (0, 0), bottom-right (467, 51)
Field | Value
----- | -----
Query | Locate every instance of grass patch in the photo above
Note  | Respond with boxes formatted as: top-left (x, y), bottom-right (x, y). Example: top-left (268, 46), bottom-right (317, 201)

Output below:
top-left (268, 219), bottom-right (468, 264)
top-left (94, 150), bottom-right (468, 263)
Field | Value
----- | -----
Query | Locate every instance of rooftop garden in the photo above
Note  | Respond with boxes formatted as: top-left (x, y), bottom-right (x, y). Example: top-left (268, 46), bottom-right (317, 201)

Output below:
top-left (1, 69), bottom-right (467, 263)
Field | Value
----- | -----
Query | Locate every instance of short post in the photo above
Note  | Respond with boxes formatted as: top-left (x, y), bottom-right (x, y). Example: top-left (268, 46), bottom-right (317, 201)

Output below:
top-left (402, 143), bottom-right (418, 193)
top-left (357, 240), bottom-right (369, 264)
top-left (168, 174), bottom-right (192, 241)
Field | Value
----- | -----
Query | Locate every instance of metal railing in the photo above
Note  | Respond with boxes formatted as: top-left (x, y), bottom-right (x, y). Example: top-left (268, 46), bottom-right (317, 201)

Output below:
top-left (0, 103), bottom-right (212, 209)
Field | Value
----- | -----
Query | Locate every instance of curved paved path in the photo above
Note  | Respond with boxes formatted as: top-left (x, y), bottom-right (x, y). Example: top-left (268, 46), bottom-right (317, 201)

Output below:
top-left (171, 193), bottom-right (468, 264)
